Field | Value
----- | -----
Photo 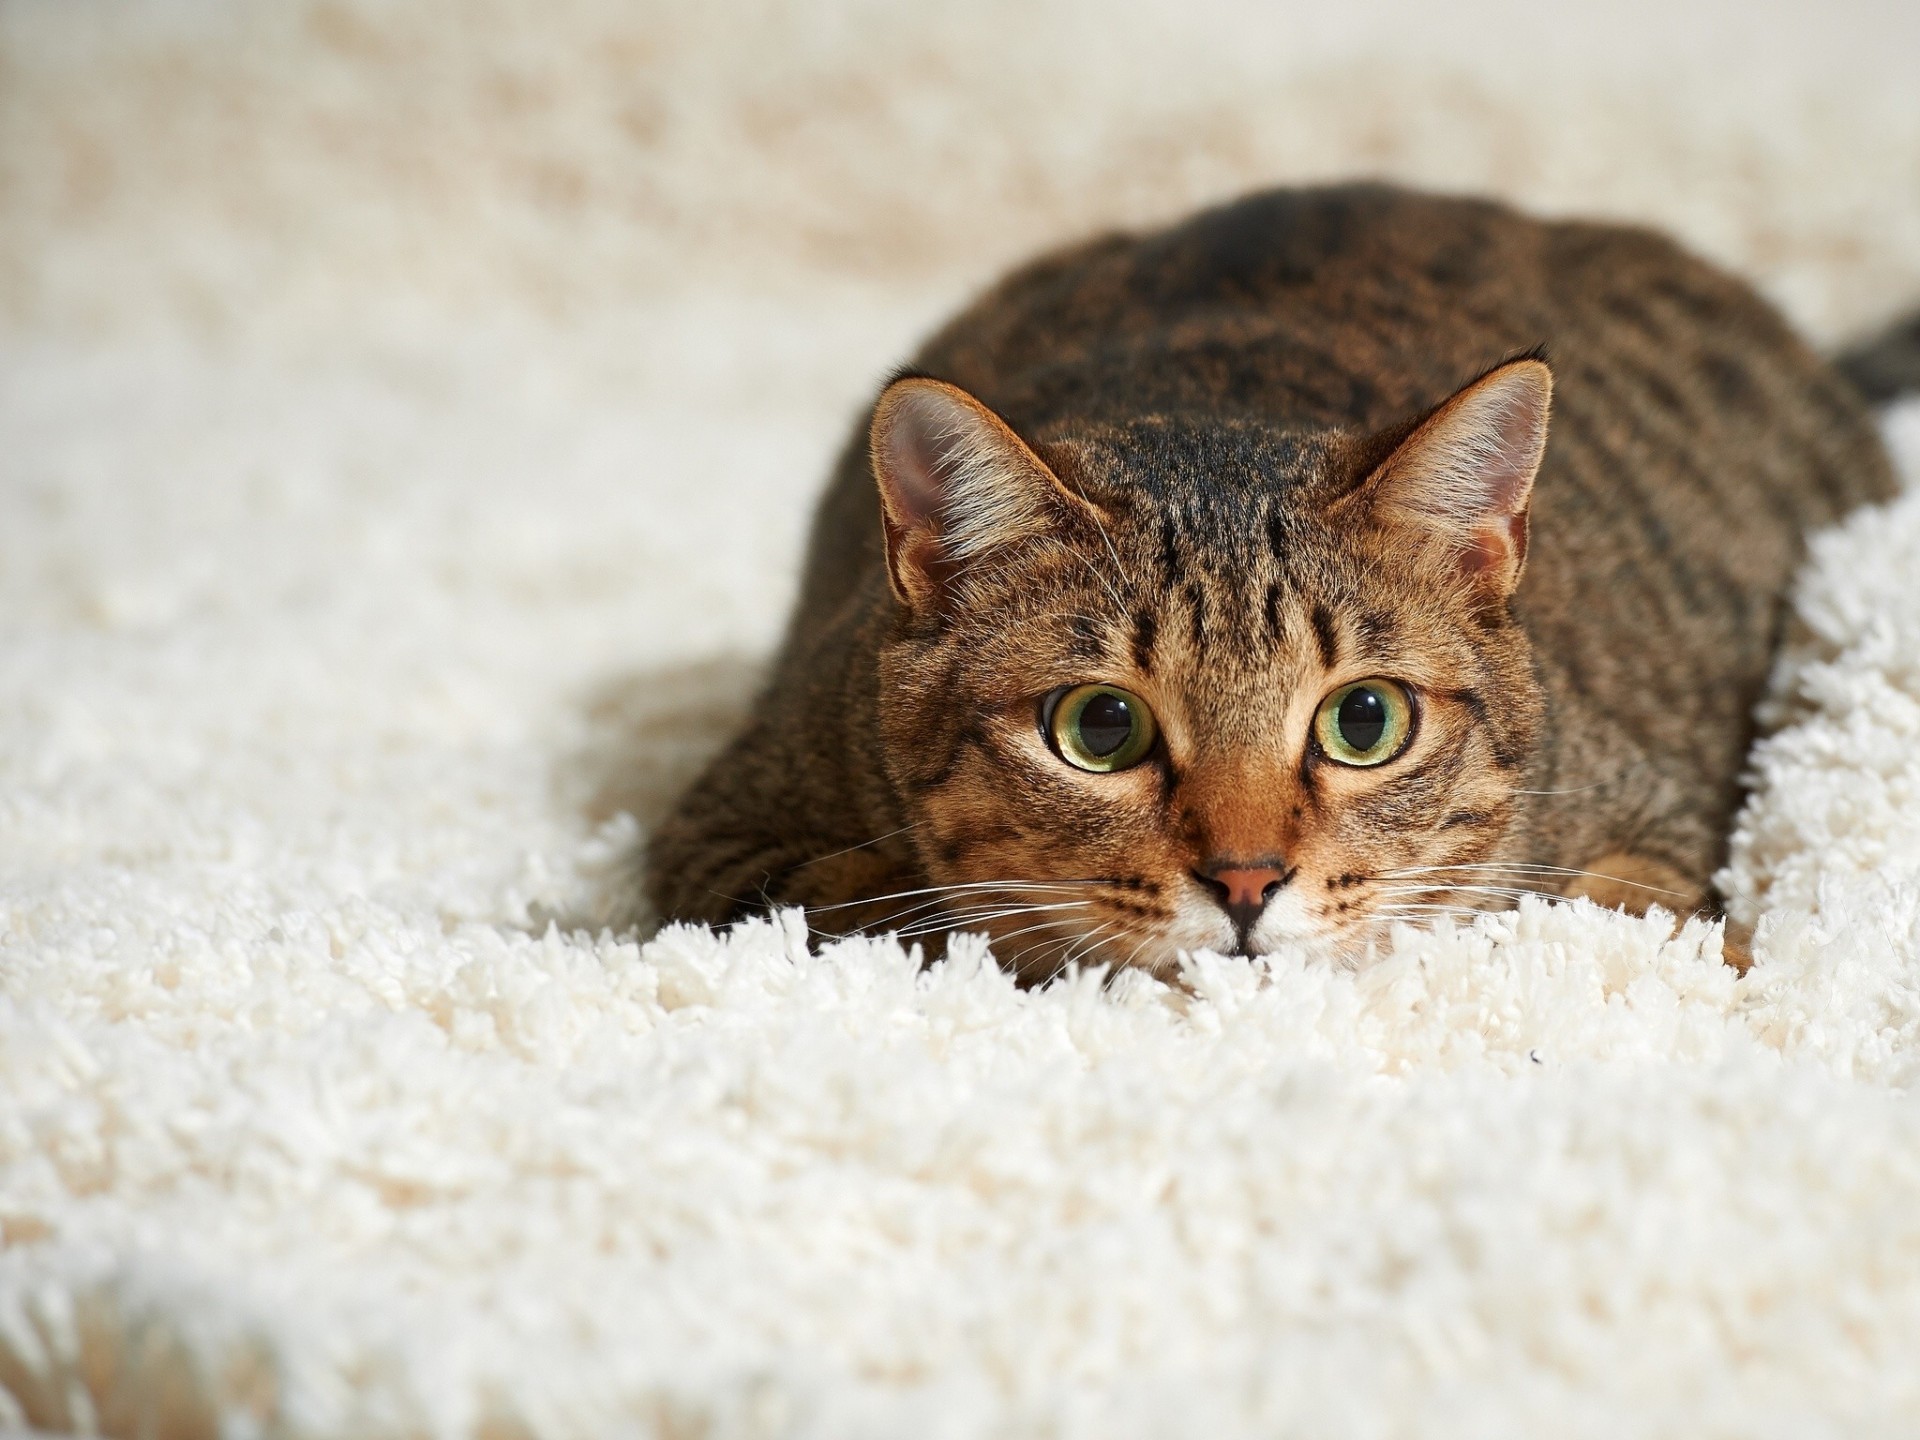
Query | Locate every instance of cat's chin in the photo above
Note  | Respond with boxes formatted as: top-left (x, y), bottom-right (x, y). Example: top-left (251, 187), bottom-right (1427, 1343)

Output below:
top-left (1084, 925), bottom-right (1356, 979)
top-left (1120, 887), bottom-right (1348, 970)
top-left (1097, 911), bottom-right (1410, 978)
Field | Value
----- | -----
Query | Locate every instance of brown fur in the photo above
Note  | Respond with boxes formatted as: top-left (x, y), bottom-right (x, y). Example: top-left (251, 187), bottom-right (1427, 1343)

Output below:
top-left (645, 184), bottom-right (1895, 978)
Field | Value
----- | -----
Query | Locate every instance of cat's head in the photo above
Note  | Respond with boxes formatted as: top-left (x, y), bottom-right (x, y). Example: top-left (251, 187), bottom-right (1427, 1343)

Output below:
top-left (867, 358), bottom-right (1550, 978)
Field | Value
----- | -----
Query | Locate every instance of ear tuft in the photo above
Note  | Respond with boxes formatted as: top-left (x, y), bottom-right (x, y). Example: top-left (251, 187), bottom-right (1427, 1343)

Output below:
top-left (869, 378), bottom-right (1088, 609)
top-left (1353, 358), bottom-right (1552, 597)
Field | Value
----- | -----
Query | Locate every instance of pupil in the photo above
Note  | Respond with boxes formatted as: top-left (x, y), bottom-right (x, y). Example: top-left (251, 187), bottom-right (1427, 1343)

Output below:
top-left (1076, 692), bottom-right (1134, 757)
top-left (1337, 687), bottom-right (1387, 752)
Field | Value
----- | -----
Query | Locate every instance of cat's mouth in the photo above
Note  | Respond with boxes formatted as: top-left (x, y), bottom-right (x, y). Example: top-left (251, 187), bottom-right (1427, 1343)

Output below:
top-left (932, 868), bottom-right (1522, 981)
top-left (917, 877), bottom-right (1348, 981)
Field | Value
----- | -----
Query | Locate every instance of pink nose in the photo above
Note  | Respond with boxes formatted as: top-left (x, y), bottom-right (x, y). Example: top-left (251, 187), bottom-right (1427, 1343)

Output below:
top-left (1210, 867), bottom-right (1286, 909)
top-left (1193, 861), bottom-right (1288, 943)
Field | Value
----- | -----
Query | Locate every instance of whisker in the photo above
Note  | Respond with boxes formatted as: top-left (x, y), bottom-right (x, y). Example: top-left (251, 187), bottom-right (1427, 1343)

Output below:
top-left (811, 881), bottom-right (1107, 947)
top-left (813, 893), bottom-right (986, 937)
top-left (1071, 933), bottom-right (1114, 976)
top-left (1022, 517), bottom-right (1131, 621)
top-left (1377, 883), bottom-right (1557, 902)
top-left (1119, 930), bottom-right (1159, 973)
top-left (1383, 863), bottom-right (1592, 878)
top-left (1360, 906), bottom-right (1482, 949)
top-left (1063, 473), bottom-right (1139, 616)
top-left (1380, 863), bottom-right (1687, 898)
top-left (1045, 923), bottom-right (1116, 985)
top-left (907, 899), bottom-right (1096, 923)
top-left (893, 901), bottom-right (1094, 939)
top-left (1014, 919), bottom-right (1106, 977)
top-left (970, 918), bottom-right (1088, 958)
top-left (815, 896), bottom-right (1094, 948)
top-left (895, 897), bottom-right (1086, 922)
top-left (804, 877), bottom-right (1115, 915)
top-left (779, 825), bottom-right (919, 874)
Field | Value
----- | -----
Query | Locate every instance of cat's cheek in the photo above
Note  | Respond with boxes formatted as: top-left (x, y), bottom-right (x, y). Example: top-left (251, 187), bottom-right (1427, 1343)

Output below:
top-left (1144, 914), bottom-right (1239, 971)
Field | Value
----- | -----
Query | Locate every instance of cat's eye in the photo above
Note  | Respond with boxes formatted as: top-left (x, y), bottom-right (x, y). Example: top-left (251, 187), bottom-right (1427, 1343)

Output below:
top-left (1044, 684), bottom-right (1159, 773)
top-left (1314, 679), bottom-right (1415, 767)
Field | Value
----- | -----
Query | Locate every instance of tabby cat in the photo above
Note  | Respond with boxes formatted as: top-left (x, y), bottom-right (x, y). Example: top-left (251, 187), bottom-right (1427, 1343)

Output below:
top-left (646, 184), bottom-right (1906, 979)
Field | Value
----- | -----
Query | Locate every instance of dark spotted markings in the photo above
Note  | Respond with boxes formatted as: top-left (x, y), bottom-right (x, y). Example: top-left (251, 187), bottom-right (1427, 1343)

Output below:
top-left (1309, 603), bottom-right (1340, 669)
top-left (1131, 608), bottom-right (1158, 672)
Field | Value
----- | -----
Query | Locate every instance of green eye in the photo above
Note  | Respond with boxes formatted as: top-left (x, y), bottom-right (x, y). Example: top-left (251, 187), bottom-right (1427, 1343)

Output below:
top-left (1314, 679), bottom-right (1415, 766)
top-left (1046, 684), bottom-right (1158, 773)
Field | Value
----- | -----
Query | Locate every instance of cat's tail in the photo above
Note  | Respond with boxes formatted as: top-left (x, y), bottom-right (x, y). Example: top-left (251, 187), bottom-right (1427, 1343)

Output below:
top-left (1836, 307), bottom-right (1920, 404)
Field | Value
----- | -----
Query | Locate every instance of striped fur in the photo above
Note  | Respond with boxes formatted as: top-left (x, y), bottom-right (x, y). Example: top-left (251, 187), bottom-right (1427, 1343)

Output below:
top-left (646, 184), bottom-right (1896, 978)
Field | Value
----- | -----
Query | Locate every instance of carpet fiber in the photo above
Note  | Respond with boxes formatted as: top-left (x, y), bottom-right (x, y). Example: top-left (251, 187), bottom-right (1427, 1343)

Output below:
top-left (5, 2), bottom-right (1920, 1435)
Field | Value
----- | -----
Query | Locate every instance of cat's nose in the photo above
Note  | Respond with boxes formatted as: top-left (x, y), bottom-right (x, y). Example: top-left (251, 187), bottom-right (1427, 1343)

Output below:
top-left (1193, 860), bottom-right (1288, 943)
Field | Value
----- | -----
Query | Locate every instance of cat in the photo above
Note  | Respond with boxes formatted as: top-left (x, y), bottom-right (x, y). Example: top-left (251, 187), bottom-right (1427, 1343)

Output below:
top-left (645, 183), bottom-right (1909, 980)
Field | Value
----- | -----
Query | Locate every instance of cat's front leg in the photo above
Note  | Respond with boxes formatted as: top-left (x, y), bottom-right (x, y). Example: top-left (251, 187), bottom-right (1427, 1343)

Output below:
top-left (646, 808), bottom-right (920, 935)
top-left (1562, 852), bottom-right (1752, 973)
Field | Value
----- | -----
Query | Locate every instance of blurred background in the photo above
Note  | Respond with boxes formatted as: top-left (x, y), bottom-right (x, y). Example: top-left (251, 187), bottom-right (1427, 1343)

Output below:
top-left (3, 2), bottom-right (1920, 337)
top-left (2, 0), bottom-right (1918, 924)
top-left (7, 0), bottom-right (1920, 336)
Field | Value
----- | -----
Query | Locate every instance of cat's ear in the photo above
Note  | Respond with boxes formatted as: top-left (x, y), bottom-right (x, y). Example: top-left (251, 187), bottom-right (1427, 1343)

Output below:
top-left (869, 376), bottom-right (1097, 610)
top-left (1344, 358), bottom-right (1552, 599)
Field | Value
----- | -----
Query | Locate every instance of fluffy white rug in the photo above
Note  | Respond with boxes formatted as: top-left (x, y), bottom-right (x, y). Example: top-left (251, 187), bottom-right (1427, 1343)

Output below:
top-left (5, 2), bottom-right (1920, 1435)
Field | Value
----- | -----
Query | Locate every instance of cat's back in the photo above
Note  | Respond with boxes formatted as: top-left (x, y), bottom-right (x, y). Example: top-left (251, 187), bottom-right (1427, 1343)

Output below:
top-left (798, 184), bottom-right (1891, 666)
top-left (918, 183), bottom-right (1867, 452)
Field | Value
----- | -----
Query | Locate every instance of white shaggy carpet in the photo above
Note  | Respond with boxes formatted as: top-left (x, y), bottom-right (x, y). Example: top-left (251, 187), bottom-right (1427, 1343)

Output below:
top-left (6, 2), bottom-right (1920, 1435)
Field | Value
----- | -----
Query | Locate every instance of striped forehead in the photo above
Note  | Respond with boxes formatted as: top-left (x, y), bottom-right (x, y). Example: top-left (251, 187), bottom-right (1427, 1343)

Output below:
top-left (972, 416), bottom-right (1408, 691)
top-left (1110, 498), bottom-right (1415, 704)
top-left (1118, 477), bottom-right (1331, 670)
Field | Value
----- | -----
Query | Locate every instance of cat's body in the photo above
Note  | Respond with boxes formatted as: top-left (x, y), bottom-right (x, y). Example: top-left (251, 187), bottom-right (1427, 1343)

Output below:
top-left (648, 185), bottom-right (1898, 977)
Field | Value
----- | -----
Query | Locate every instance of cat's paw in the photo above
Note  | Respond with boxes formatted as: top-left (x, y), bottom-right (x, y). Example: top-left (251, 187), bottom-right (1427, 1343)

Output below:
top-left (1564, 851), bottom-right (1752, 973)
top-left (1562, 851), bottom-right (1702, 916)
top-left (1719, 921), bottom-right (1755, 975)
